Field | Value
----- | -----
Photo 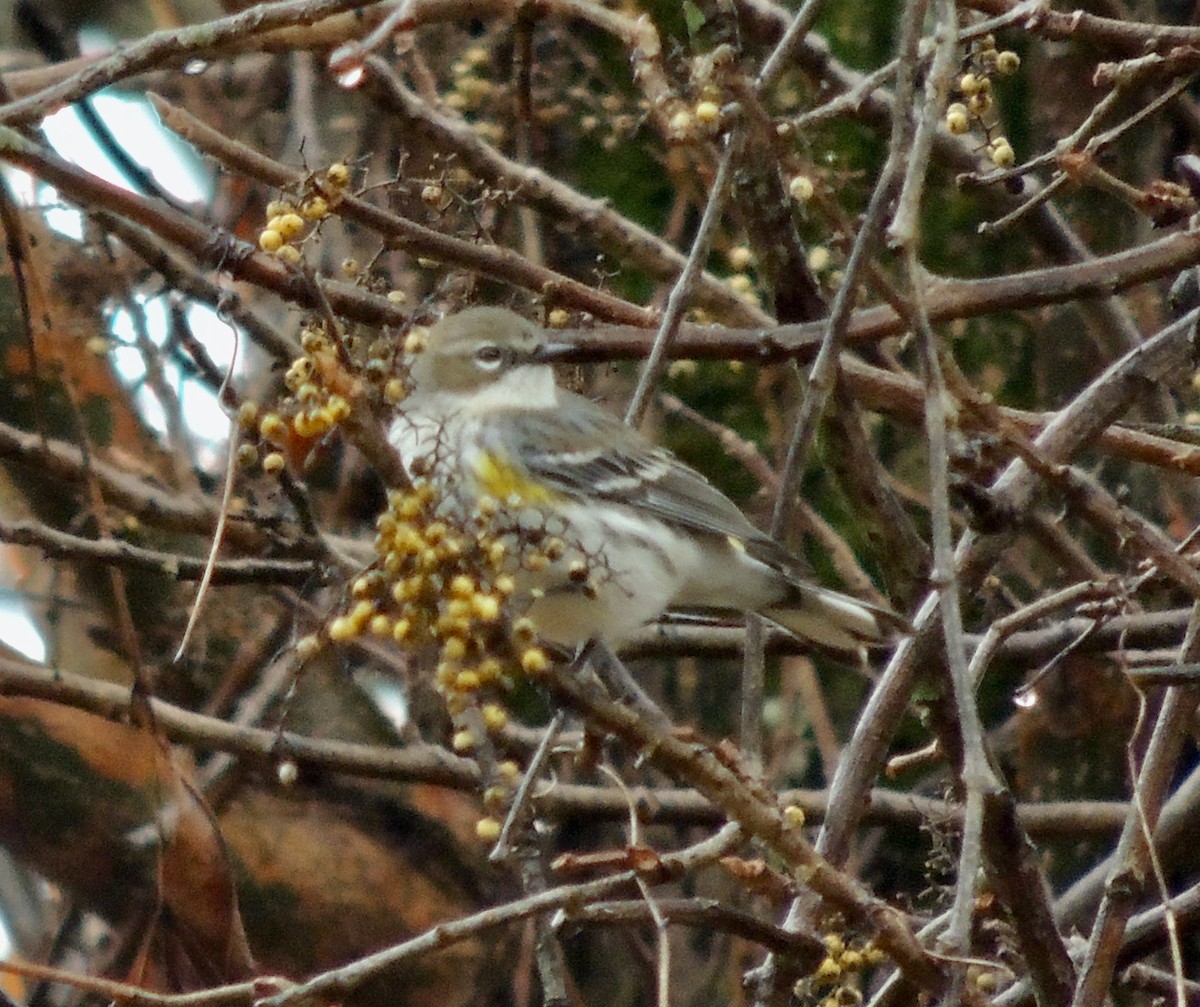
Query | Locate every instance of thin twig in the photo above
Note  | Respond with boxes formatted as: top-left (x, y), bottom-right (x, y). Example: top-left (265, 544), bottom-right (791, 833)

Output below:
top-left (625, 136), bottom-right (740, 427)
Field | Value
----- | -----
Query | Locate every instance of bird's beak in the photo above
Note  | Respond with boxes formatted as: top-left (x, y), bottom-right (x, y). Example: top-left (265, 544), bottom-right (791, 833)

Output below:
top-left (530, 341), bottom-right (576, 364)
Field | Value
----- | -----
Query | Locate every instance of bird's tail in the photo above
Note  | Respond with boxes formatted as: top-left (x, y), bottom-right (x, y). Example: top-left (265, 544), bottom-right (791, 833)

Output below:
top-left (761, 580), bottom-right (909, 653)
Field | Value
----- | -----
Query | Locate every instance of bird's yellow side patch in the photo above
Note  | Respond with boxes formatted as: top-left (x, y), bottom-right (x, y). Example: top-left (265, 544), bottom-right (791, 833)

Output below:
top-left (474, 451), bottom-right (561, 504)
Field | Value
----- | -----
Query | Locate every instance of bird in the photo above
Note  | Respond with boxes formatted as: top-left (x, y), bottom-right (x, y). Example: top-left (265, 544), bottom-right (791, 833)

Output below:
top-left (387, 306), bottom-right (905, 653)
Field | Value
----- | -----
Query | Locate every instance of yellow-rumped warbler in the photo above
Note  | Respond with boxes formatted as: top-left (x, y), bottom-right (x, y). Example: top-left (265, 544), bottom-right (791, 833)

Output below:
top-left (388, 306), bottom-right (904, 652)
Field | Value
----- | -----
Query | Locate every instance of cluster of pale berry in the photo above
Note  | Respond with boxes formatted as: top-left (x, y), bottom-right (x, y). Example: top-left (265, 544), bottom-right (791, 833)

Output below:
top-left (666, 42), bottom-right (817, 216)
top-left (328, 477), bottom-right (560, 841)
top-left (330, 478), bottom-right (553, 703)
top-left (944, 36), bottom-right (1021, 169)
top-left (235, 322), bottom-right (355, 476)
top-left (250, 321), bottom-right (552, 840)
top-left (794, 930), bottom-right (887, 1007)
top-left (257, 162), bottom-right (352, 264)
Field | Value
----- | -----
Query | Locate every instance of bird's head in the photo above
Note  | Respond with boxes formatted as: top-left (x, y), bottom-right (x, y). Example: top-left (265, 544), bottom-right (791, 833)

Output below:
top-left (407, 306), bottom-right (564, 396)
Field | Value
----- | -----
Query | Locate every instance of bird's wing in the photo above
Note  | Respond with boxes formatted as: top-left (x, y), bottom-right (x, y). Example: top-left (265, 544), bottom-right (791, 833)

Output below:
top-left (496, 391), bottom-right (791, 559)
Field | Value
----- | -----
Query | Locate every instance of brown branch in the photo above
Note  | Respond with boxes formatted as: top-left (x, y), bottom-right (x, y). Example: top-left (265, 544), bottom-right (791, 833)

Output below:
top-left (361, 57), bottom-right (770, 326)
top-left (0, 657), bottom-right (479, 789)
top-left (537, 664), bottom-right (952, 998)
top-left (0, 125), bottom-right (410, 327)
top-left (148, 94), bottom-right (655, 326)
top-left (0, 518), bottom-right (321, 585)
top-left (564, 897), bottom-right (825, 961)
top-left (0, 0), bottom-right (384, 126)
top-left (817, 307), bottom-right (1198, 866)
top-left (0, 655), bottom-right (1131, 837)
top-left (257, 825), bottom-right (744, 1007)
top-left (963, 0), bottom-right (1200, 54)
top-left (0, 417), bottom-right (302, 550)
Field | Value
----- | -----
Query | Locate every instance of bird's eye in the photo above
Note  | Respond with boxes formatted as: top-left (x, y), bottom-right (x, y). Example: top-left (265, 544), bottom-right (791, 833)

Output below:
top-left (473, 345), bottom-right (506, 369)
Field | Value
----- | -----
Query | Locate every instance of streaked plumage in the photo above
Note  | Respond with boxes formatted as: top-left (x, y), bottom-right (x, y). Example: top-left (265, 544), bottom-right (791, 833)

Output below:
top-left (389, 306), bottom-right (905, 651)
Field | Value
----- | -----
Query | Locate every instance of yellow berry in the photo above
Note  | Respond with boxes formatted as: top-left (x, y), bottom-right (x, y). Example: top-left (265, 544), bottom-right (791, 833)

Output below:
top-left (236, 401), bottom-right (259, 429)
top-left (521, 647), bottom-right (550, 675)
top-left (384, 378), bottom-right (406, 403)
top-left (959, 72), bottom-right (981, 96)
top-left (404, 329), bottom-right (428, 355)
top-left (974, 971), bottom-right (999, 992)
top-left (275, 212), bottom-right (306, 239)
top-left (788, 175), bottom-right (815, 202)
top-left (547, 308), bottom-right (569, 328)
top-left (326, 162), bottom-right (351, 188)
top-left (946, 108), bottom-right (970, 134)
top-left (839, 949), bottom-right (864, 972)
top-left (328, 616), bottom-right (357, 641)
top-left (472, 594), bottom-right (500, 621)
top-left (695, 100), bottom-right (720, 125)
top-left (482, 787), bottom-right (509, 812)
top-left (823, 934), bottom-right (845, 958)
top-left (258, 229), bottom-right (283, 252)
top-left (294, 381), bottom-right (320, 404)
top-left (989, 138), bottom-right (1015, 168)
top-left (475, 816), bottom-right (502, 842)
top-left (727, 246), bottom-right (753, 271)
top-left (669, 109), bottom-right (695, 138)
top-left (968, 91), bottom-right (992, 115)
top-left (276, 245), bottom-right (302, 265)
top-left (326, 395), bottom-right (351, 421)
top-left (996, 50), bottom-right (1020, 75)
top-left (291, 413), bottom-right (317, 438)
top-left (477, 657), bottom-right (503, 681)
top-left (814, 958), bottom-right (841, 984)
top-left (446, 599), bottom-right (472, 621)
top-left (482, 703), bottom-right (508, 730)
top-left (498, 760), bottom-right (521, 784)
top-left (262, 452), bottom-right (285, 474)
top-left (442, 636), bottom-right (468, 661)
top-left (454, 669), bottom-right (482, 692)
top-left (464, 45), bottom-right (489, 67)
top-left (301, 196), bottom-right (329, 220)
top-left (783, 805), bottom-right (806, 828)
top-left (452, 729), bottom-right (476, 752)
top-left (300, 329), bottom-right (328, 353)
top-left (392, 618), bottom-right (411, 642)
top-left (351, 574), bottom-right (379, 598)
top-left (368, 615), bottom-right (392, 637)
